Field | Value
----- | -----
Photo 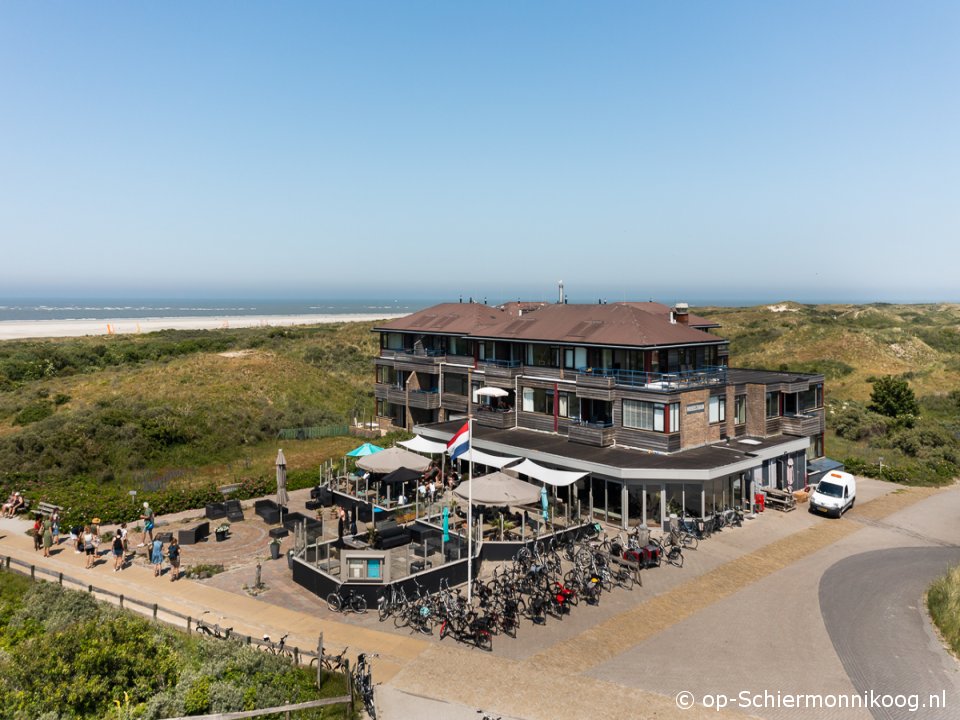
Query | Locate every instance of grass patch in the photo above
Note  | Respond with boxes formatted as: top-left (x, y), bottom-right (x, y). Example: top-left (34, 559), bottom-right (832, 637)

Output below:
top-left (928, 564), bottom-right (960, 659)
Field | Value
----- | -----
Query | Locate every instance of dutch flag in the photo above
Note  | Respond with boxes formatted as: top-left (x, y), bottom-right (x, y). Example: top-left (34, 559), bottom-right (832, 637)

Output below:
top-left (446, 421), bottom-right (470, 462)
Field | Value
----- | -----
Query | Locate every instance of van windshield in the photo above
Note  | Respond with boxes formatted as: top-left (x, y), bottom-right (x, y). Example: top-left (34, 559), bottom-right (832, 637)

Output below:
top-left (817, 481), bottom-right (843, 498)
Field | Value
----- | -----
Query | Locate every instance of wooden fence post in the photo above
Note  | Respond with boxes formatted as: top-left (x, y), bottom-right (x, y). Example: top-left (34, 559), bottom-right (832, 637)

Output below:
top-left (153, 603), bottom-right (158, 620)
top-left (346, 659), bottom-right (354, 714)
top-left (58, 572), bottom-right (63, 585)
top-left (31, 565), bottom-right (35, 581)
top-left (316, 633), bottom-right (324, 688)
top-left (119, 594), bottom-right (124, 609)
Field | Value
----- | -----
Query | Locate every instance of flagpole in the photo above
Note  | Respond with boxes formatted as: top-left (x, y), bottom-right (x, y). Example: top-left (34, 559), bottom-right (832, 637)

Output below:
top-left (467, 370), bottom-right (474, 603)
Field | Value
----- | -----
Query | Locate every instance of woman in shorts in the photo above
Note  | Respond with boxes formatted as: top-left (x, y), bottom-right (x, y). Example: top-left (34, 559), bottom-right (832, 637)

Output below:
top-left (112, 531), bottom-right (125, 571)
top-left (167, 537), bottom-right (180, 581)
top-left (82, 526), bottom-right (96, 568)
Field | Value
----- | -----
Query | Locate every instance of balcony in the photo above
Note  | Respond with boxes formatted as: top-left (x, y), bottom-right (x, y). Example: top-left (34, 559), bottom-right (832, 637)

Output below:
top-left (374, 384), bottom-right (441, 409)
top-left (441, 392), bottom-right (468, 412)
top-left (379, 348), bottom-right (446, 370)
top-left (478, 358), bottom-right (522, 380)
top-left (575, 365), bottom-right (727, 392)
top-left (473, 408), bottom-right (517, 430)
top-left (781, 411), bottom-right (824, 437)
top-left (568, 421), bottom-right (615, 447)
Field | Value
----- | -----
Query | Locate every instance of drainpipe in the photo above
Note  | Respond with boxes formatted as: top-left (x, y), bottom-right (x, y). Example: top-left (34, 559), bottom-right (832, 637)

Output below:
top-left (553, 383), bottom-right (559, 433)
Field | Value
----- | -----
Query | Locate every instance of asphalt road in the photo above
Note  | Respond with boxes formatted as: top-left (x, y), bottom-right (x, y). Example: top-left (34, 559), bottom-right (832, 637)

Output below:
top-left (820, 547), bottom-right (960, 720)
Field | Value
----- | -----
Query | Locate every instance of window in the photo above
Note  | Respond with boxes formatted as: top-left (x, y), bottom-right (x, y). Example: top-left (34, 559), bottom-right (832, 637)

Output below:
top-left (811, 433), bottom-right (824, 458)
top-left (623, 400), bottom-right (679, 432)
top-left (521, 387), bottom-right (574, 416)
top-left (526, 344), bottom-right (558, 367)
top-left (734, 395), bottom-right (746, 425)
top-left (443, 373), bottom-right (467, 396)
top-left (766, 391), bottom-right (780, 418)
top-left (708, 396), bottom-right (726, 424)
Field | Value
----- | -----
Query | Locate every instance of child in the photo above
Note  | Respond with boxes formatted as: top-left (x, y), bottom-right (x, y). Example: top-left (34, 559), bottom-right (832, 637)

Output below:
top-left (151, 536), bottom-right (164, 577)
top-left (167, 537), bottom-right (180, 582)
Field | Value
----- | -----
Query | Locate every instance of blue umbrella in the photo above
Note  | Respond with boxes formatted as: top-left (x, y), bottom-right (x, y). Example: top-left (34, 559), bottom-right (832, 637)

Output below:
top-left (346, 443), bottom-right (384, 457)
top-left (541, 485), bottom-right (549, 522)
top-left (442, 506), bottom-right (450, 542)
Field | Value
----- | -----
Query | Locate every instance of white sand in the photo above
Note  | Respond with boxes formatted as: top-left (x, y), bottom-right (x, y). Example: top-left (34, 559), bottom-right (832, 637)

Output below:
top-left (0, 313), bottom-right (408, 341)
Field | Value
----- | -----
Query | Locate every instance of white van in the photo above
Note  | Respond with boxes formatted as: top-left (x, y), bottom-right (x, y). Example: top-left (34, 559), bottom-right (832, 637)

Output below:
top-left (809, 470), bottom-right (856, 518)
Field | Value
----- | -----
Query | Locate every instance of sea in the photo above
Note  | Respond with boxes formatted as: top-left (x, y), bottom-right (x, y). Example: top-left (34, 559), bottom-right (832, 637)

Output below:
top-left (0, 298), bottom-right (436, 323)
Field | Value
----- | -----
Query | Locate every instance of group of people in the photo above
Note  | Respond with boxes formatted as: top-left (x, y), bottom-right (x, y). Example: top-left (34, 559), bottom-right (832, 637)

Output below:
top-left (31, 509), bottom-right (59, 558)
top-left (412, 461), bottom-right (459, 505)
top-left (2, 491), bottom-right (25, 517)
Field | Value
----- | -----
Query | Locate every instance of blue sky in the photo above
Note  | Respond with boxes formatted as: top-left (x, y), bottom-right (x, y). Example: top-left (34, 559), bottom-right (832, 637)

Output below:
top-left (1, 1), bottom-right (957, 304)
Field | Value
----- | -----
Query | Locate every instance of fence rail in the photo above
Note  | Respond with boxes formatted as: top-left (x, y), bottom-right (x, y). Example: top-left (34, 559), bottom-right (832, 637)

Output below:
top-left (0, 554), bottom-right (354, 708)
top-left (277, 424), bottom-right (350, 440)
top-left (159, 695), bottom-right (353, 720)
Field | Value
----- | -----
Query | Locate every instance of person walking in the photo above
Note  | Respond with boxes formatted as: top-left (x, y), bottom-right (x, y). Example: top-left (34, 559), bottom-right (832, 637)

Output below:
top-left (349, 508), bottom-right (358, 537)
top-left (118, 522), bottom-right (129, 554)
top-left (139, 502), bottom-right (155, 547)
top-left (167, 537), bottom-right (181, 582)
top-left (112, 531), bottom-right (125, 571)
top-left (82, 526), bottom-right (96, 569)
top-left (51, 508), bottom-right (60, 546)
top-left (150, 536), bottom-right (164, 577)
top-left (336, 506), bottom-right (345, 547)
top-left (41, 517), bottom-right (53, 558)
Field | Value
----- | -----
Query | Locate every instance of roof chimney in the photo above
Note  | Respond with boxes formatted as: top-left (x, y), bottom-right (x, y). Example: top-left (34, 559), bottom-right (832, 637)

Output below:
top-left (558, 281), bottom-right (565, 305)
top-left (674, 302), bottom-right (689, 325)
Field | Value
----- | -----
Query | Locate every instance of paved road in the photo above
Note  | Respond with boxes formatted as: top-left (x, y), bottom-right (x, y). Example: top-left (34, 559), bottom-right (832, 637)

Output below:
top-left (820, 547), bottom-right (960, 720)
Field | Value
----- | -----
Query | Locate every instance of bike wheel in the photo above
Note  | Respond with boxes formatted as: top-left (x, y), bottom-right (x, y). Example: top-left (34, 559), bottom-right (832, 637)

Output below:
top-left (475, 630), bottom-right (493, 652)
top-left (352, 595), bottom-right (368, 614)
top-left (378, 602), bottom-right (390, 622)
top-left (326, 593), bottom-right (343, 613)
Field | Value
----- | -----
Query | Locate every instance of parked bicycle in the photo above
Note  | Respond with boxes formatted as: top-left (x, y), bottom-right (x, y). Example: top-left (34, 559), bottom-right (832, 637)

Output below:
top-left (353, 652), bottom-right (378, 719)
top-left (327, 587), bottom-right (368, 614)
top-left (195, 611), bottom-right (233, 639)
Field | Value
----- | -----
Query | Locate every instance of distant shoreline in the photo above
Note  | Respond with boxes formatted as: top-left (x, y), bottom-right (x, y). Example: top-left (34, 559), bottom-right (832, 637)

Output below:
top-left (0, 313), bottom-right (409, 341)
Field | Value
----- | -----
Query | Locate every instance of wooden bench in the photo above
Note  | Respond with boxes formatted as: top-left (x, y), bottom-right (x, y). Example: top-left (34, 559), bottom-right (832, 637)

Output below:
top-left (762, 487), bottom-right (797, 512)
top-left (35, 501), bottom-right (62, 518)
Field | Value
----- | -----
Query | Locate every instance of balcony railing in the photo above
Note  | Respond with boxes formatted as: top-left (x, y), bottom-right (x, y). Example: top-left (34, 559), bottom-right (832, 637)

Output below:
top-left (473, 408), bottom-right (517, 429)
top-left (568, 421), bottom-right (615, 447)
top-left (379, 348), bottom-right (446, 364)
top-left (575, 365), bottom-right (727, 391)
top-left (478, 358), bottom-right (522, 368)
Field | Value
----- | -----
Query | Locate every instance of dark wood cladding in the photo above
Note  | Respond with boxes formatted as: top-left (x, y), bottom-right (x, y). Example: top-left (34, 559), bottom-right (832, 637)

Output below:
top-left (765, 417), bottom-right (782, 435)
top-left (441, 393), bottom-right (468, 412)
top-left (517, 412), bottom-right (573, 434)
top-left (473, 410), bottom-right (517, 430)
top-left (613, 426), bottom-right (678, 453)
top-left (575, 386), bottom-right (615, 401)
top-left (568, 424), bottom-right (615, 447)
top-left (781, 411), bottom-right (825, 436)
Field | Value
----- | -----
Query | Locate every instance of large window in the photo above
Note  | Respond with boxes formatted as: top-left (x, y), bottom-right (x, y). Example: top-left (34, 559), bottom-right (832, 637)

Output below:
top-left (798, 385), bottom-right (823, 412)
top-left (521, 387), bottom-right (574, 416)
top-left (766, 391), bottom-right (781, 418)
top-left (443, 372), bottom-right (468, 396)
top-left (622, 400), bottom-right (680, 432)
top-left (734, 395), bottom-right (746, 425)
top-left (526, 344), bottom-right (558, 367)
top-left (708, 396), bottom-right (726, 424)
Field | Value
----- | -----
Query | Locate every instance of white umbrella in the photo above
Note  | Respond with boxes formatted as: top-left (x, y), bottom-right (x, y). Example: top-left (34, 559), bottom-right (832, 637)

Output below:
top-left (475, 386), bottom-right (509, 398)
top-left (453, 471), bottom-right (541, 506)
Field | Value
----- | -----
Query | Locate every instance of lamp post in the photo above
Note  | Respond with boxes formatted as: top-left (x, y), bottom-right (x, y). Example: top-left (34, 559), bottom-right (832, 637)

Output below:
top-left (878, 456), bottom-right (884, 476)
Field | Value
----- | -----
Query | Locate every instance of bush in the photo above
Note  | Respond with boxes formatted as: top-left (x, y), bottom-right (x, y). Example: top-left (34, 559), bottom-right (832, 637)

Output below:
top-left (869, 375), bottom-right (920, 419)
top-left (13, 401), bottom-right (54, 426)
top-left (928, 564), bottom-right (960, 659)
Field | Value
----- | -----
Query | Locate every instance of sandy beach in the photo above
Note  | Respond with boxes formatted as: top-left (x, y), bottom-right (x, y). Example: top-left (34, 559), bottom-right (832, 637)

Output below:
top-left (0, 313), bottom-right (408, 341)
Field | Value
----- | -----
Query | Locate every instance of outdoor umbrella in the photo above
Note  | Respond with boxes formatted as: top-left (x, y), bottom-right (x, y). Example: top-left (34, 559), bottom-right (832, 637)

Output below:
top-left (276, 449), bottom-right (289, 524)
top-left (344, 442), bottom-right (383, 476)
top-left (541, 485), bottom-right (548, 522)
top-left (442, 506), bottom-right (450, 542)
top-left (475, 386), bottom-right (509, 398)
top-left (380, 467), bottom-right (421, 486)
top-left (453, 471), bottom-right (541, 506)
top-left (346, 443), bottom-right (384, 457)
top-left (357, 446), bottom-right (430, 474)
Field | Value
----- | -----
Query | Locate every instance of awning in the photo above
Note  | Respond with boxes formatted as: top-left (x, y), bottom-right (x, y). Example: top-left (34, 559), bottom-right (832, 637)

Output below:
top-left (398, 435), bottom-right (448, 454)
top-left (510, 458), bottom-right (587, 487)
top-left (453, 471), bottom-right (541, 505)
top-left (380, 467), bottom-right (422, 486)
top-left (455, 448), bottom-right (521, 469)
top-left (357, 446), bottom-right (431, 473)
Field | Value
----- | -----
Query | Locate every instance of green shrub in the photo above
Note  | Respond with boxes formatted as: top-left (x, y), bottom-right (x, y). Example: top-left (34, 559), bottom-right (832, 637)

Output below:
top-left (13, 401), bottom-right (54, 426)
top-left (869, 375), bottom-right (920, 419)
top-left (928, 564), bottom-right (960, 658)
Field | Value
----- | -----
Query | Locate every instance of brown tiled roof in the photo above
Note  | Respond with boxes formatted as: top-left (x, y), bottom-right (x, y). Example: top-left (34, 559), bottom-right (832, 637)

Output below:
top-left (470, 303), bottom-right (723, 347)
top-left (614, 302), bottom-right (721, 329)
top-left (373, 303), bottom-right (506, 334)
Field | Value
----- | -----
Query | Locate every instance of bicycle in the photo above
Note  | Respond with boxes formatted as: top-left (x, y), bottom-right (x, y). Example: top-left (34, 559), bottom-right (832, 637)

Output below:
top-left (260, 633), bottom-right (290, 656)
top-left (327, 587), bottom-right (368, 614)
top-left (353, 652), bottom-right (378, 719)
top-left (195, 611), bottom-right (233, 640)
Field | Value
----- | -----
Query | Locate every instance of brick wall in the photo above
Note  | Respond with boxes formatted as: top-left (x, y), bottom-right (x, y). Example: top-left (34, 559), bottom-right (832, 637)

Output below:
top-left (679, 389), bottom-right (723, 449)
top-left (746, 384), bottom-right (767, 437)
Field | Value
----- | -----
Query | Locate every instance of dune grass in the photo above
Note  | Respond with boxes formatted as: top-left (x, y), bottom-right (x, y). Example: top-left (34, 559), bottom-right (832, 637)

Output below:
top-left (927, 564), bottom-right (960, 659)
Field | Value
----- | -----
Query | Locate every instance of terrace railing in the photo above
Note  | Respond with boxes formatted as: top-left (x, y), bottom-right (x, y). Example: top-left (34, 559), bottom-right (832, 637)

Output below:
top-left (576, 365), bottom-right (727, 390)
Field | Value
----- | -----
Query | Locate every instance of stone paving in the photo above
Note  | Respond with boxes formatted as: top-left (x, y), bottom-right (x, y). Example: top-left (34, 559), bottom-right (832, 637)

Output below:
top-left (1, 480), bottom-right (957, 720)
